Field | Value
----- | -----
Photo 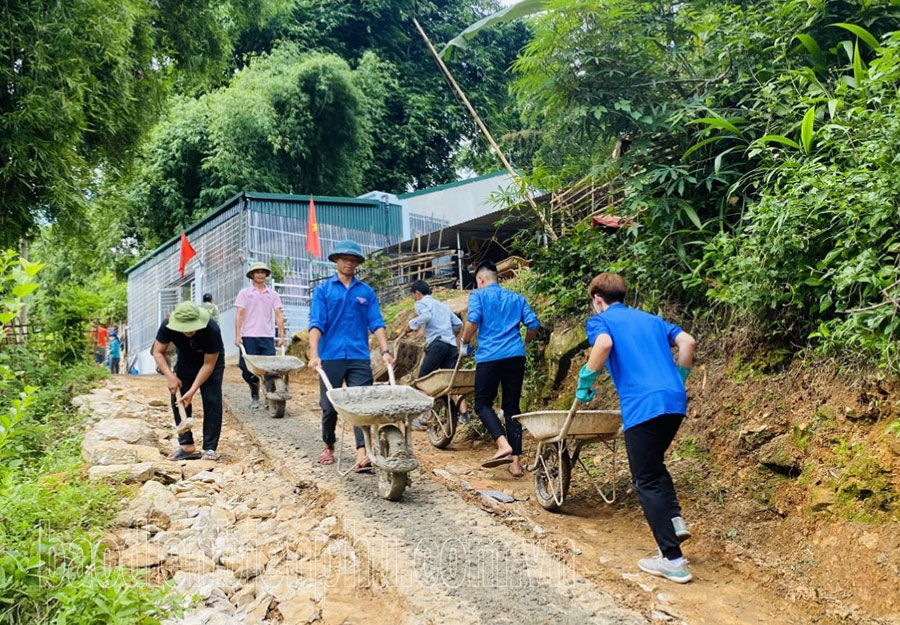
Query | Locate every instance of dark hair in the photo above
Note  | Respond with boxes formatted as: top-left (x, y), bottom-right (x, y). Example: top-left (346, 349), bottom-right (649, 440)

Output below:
top-left (202, 293), bottom-right (213, 303)
top-left (409, 280), bottom-right (431, 295)
top-left (475, 260), bottom-right (498, 277)
top-left (587, 272), bottom-right (627, 304)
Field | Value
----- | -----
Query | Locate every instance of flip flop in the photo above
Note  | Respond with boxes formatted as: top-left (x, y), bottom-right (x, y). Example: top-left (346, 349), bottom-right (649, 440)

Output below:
top-left (168, 447), bottom-right (201, 461)
top-left (353, 458), bottom-right (373, 474)
top-left (507, 465), bottom-right (525, 478)
top-left (481, 454), bottom-right (513, 469)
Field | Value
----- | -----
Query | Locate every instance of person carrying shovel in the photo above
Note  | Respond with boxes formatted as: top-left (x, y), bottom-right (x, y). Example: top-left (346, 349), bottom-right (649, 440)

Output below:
top-left (152, 301), bottom-right (225, 461)
top-left (307, 239), bottom-right (395, 471)
top-left (576, 272), bottom-right (696, 583)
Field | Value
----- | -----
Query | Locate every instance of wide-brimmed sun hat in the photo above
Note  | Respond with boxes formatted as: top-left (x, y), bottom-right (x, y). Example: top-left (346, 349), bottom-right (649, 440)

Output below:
top-left (246, 261), bottom-right (271, 279)
top-left (328, 239), bottom-right (366, 263)
top-left (167, 301), bottom-right (210, 333)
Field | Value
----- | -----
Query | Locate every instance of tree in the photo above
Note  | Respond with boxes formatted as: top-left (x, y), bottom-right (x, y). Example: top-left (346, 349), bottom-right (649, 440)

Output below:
top-left (230, 0), bottom-right (531, 191)
top-left (0, 0), bottom-right (292, 248)
top-left (123, 46), bottom-right (373, 244)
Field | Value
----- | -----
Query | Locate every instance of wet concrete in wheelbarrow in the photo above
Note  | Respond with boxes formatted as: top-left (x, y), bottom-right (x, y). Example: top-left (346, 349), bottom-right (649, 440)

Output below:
top-left (223, 379), bottom-right (649, 625)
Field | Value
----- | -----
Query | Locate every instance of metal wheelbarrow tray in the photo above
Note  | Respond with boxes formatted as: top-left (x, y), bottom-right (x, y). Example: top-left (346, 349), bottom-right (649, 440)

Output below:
top-left (411, 351), bottom-right (475, 449)
top-left (319, 365), bottom-right (433, 501)
top-left (240, 346), bottom-right (305, 418)
top-left (326, 385), bottom-right (434, 426)
top-left (515, 402), bottom-right (623, 511)
top-left (412, 368), bottom-right (476, 396)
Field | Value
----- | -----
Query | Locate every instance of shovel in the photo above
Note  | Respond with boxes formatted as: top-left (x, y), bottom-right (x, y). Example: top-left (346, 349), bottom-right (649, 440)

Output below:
top-left (174, 389), bottom-right (195, 435)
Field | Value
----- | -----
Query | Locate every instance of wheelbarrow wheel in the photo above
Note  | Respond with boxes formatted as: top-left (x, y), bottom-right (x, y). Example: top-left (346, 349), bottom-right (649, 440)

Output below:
top-left (269, 378), bottom-right (286, 419)
top-left (534, 443), bottom-right (571, 512)
top-left (427, 396), bottom-right (457, 449)
top-left (376, 425), bottom-right (409, 501)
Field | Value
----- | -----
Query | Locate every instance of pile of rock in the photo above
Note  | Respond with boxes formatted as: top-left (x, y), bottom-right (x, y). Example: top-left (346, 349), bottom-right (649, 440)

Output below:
top-left (76, 385), bottom-right (182, 483)
top-left (77, 384), bottom-right (369, 625)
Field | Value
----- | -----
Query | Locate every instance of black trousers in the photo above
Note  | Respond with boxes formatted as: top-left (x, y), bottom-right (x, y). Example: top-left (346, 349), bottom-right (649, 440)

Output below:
top-left (319, 359), bottom-right (372, 449)
top-left (624, 413), bottom-right (685, 560)
top-left (171, 366), bottom-right (224, 451)
top-left (474, 356), bottom-right (526, 455)
top-left (239, 337), bottom-right (275, 394)
top-left (419, 340), bottom-right (458, 378)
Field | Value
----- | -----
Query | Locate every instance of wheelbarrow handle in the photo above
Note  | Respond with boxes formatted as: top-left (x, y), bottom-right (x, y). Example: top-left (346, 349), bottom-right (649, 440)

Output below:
top-left (387, 362), bottom-right (396, 386)
top-left (558, 397), bottom-right (582, 440)
top-left (316, 362), bottom-right (395, 389)
top-left (315, 366), bottom-right (334, 392)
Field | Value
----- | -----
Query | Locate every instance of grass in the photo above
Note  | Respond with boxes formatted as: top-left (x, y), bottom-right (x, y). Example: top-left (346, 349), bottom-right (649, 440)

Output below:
top-left (0, 354), bottom-right (179, 625)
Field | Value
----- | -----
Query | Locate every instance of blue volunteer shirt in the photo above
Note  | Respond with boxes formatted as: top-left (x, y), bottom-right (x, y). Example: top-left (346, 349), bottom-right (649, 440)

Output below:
top-left (309, 275), bottom-right (386, 361)
top-left (585, 303), bottom-right (686, 430)
top-left (467, 283), bottom-right (541, 363)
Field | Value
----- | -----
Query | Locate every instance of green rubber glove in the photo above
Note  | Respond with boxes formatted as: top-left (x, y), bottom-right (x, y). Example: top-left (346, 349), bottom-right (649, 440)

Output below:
top-left (676, 364), bottom-right (691, 382)
top-left (576, 364), bottom-right (601, 403)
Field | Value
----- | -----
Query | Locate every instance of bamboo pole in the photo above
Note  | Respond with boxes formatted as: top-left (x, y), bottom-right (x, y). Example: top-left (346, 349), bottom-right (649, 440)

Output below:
top-left (411, 17), bottom-right (557, 241)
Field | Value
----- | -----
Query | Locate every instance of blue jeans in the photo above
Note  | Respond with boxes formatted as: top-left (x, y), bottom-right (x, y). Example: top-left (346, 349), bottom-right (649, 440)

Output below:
top-left (319, 359), bottom-right (372, 449)
top-left (238, 336), bottom-right (275, 395)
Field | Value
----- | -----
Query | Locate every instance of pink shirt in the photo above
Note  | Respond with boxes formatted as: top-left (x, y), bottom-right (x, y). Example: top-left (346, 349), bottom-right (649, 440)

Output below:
top-left (234, 286), bottom-right (283, 338)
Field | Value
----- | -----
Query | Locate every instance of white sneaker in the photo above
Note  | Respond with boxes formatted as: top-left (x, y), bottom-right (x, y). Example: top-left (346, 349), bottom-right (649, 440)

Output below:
top-left (638, 555), bottom-right (693, 583)
top-left (672, 516), bottom-right (691, 542)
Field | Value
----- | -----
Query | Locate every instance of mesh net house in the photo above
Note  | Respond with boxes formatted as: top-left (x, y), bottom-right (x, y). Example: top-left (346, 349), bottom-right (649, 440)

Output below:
top-left (125, 192), bottom-right (407, 374)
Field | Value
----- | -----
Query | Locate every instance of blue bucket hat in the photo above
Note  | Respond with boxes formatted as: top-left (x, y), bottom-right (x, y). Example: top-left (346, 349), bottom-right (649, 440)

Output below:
top-left (328, 239), bottom-right (366, 263)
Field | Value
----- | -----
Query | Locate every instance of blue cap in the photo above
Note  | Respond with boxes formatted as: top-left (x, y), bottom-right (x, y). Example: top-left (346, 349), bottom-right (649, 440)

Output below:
top-left (328, 239), bottom-right (366, 263)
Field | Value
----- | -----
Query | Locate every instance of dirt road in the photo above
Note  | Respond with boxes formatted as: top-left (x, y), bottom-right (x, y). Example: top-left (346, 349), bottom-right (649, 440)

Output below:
top-left (221, 369), bottom-right (827, 625)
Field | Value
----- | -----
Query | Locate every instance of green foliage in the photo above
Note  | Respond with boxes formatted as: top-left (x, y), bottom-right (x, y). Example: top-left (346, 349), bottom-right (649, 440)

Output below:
top-left (268, 257), bottom-right (293, 284)
top-left (0, 257), bottom-right (173, 624)
top-left (123, 46), bottom-right (373, 244)
top-left (0, 0), bottom-right (290, 247)
top-left (498, 0), bottom-right (900, 368)
top-left (233, 0), bottom-right (530, 190)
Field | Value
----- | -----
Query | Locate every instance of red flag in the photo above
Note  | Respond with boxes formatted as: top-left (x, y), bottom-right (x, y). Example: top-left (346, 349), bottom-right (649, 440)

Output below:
top-left (178, 232), bottom-right (196, 277)
top-left (306, 195), bottom-right (322, 257)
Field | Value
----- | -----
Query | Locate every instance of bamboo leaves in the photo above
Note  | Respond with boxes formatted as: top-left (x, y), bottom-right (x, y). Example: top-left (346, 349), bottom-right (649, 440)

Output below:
top-left (801, 106), bottom-right (817, 153)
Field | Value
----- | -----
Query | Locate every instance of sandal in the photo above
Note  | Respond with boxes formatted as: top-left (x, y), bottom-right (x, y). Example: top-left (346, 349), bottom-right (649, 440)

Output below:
top-left (508, 465), bottom-right (525, 478)
top-left (168, 447), bottom-right (201, 461)
top-left (353, 458), bottom-right (373, 474)
top-left (481, 454), bottom-right (513, 469)
top-left (318, 447), bottom-right (335, 465)
top-left (201, 450), bottom-right (219, 461)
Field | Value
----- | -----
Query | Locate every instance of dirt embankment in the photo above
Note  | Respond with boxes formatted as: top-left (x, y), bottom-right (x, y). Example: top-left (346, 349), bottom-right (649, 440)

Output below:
top-left (534, 338), bottom-right (900, 624)
top-left (371, 291), bottom-right (900, 623)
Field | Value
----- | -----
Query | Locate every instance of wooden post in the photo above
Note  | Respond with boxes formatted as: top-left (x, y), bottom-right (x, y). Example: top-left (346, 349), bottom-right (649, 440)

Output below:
top-left (411, 17), bottom-right (557, 241)
top-left (456, 231), bottom-right (464, 289)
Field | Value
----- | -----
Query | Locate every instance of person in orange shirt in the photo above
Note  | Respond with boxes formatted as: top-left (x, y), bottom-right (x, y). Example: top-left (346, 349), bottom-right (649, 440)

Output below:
top-left (93, 324), bottom-right (108, 364)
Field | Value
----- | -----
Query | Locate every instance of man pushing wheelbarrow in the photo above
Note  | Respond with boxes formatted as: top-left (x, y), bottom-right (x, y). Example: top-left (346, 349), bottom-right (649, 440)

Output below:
top-left (307, 239), bottom-right (395, 471)
top-left (577, 272), bottom-right (697, 583)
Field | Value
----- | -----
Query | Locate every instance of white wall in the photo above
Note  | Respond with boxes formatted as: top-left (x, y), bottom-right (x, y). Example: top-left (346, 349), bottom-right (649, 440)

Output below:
top-left (404, 172), bottom-right (514, 227)
top-left (131, 307), bottom-right (240, 375)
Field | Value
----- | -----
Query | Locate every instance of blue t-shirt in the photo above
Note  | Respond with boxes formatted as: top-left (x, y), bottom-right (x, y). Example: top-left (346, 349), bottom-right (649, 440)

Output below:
top-left (309, 275), bottom-right (386, 361)
top-left (108, 337), bottom-right (121, 359)
top-left (585, 303), bottom-right (686, 430)
top-left (467, 284), bottom-right (540, 363)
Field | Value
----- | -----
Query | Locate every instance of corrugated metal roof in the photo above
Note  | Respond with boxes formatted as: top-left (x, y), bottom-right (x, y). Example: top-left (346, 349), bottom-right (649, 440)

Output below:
top-left (398, 170), bottom-right (507, 199)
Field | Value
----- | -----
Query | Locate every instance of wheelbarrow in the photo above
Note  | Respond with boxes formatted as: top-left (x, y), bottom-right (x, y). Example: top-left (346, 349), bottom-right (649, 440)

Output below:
top-left (316, 364), bottom-right (433, 501)
top-left (411, 350), bottom-right (475, 449)
top-left (515, 398), bottom-right (622, 511)
top-left (239, 345), bottom-right (305, 418)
